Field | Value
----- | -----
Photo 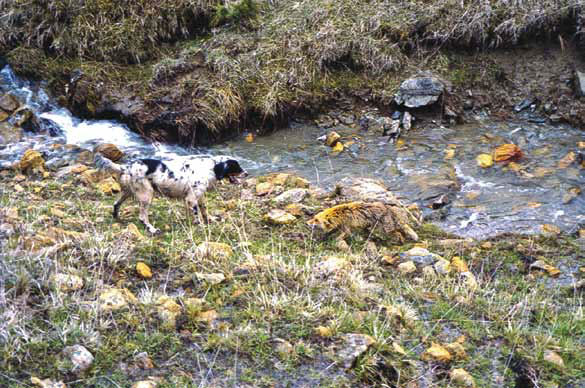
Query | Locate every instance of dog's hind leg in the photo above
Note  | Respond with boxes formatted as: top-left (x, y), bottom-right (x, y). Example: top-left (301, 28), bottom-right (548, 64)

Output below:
top-left (135, 180), bottom-right (159, 234)
top-left (113, 190), bottom-right (131, 219)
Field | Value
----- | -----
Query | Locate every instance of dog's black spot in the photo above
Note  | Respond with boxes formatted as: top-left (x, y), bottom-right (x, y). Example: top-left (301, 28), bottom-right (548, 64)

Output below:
top-left (214, 159), bottom-right (244, 180)
top-left (140, 159), bottom-right (167, 175)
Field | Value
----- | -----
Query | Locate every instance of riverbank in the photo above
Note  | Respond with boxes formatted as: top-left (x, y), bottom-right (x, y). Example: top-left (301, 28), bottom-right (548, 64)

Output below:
top-left (0, 148), bottom-right (584, 387)
top-left (2, 1), bottom-right (585, 145)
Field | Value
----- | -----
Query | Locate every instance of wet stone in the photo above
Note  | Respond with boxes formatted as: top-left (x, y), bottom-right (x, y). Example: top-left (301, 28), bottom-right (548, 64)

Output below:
top-left (394, 75), bottom-right (444, 108)
top-left (0, 93), bottom-right (21, 112)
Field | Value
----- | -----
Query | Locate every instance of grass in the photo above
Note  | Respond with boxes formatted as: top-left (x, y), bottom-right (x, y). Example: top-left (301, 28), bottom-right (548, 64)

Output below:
top-left (0, 154), bottom-right (583, 387)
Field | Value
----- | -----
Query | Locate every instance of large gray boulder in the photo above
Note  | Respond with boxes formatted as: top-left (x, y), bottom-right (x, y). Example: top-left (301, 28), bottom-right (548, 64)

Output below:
top-left (394, 76), bottom-right (444, 108)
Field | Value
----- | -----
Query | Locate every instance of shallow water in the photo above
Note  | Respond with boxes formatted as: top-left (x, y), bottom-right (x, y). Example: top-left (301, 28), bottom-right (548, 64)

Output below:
top-left (1, 65), bottom-right (584, 238)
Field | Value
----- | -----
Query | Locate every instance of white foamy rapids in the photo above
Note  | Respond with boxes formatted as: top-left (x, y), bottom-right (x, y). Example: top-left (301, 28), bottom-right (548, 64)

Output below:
top-left (40, 110), bottom-right (146, 148)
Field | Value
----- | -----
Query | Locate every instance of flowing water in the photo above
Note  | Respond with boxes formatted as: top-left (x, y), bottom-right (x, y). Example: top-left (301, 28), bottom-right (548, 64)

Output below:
top-left (1, 65), bottom-right (584, 238)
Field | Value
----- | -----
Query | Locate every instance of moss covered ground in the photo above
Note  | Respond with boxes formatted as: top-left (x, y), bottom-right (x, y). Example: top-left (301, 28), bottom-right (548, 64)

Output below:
top-left (0, 162), bottom-right (583, 387)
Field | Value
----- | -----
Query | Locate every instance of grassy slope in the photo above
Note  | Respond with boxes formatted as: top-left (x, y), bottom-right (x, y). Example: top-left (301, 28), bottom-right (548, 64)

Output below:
top-left (0, 164), bottom-right (583, 387)
top-left (1, 1), bottom-right (583, 142)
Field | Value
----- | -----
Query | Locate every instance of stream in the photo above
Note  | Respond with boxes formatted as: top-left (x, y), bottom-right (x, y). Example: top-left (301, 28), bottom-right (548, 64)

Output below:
top-left (1, 65), bottom-right (584, 238)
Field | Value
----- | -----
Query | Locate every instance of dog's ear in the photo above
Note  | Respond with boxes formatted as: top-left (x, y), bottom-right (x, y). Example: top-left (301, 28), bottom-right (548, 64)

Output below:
top-left (214, 162), bottom-right (227, 180)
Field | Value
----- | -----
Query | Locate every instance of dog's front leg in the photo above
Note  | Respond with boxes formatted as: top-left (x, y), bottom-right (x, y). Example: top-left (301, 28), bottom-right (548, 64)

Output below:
top-left (136, 181), bottom-right (159, 235)
top-left (186, 191), bottom-right (210, 225)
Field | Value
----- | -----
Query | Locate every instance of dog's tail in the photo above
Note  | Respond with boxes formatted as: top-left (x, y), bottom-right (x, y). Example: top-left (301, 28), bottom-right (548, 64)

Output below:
top-left (94, 153), bottom-right (124, 174)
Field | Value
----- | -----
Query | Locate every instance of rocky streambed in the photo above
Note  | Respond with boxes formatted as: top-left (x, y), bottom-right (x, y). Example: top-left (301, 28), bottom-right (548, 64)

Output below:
top-left (1, 64), bottom-right (584, 240)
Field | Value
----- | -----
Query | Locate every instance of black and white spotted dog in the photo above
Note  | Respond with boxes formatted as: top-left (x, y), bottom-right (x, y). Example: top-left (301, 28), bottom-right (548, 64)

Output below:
top-left (95, 154), bottom-right (247, 234)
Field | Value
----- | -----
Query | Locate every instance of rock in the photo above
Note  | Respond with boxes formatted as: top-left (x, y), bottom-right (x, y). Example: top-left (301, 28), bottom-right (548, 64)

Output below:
top-left (0, 122), bottom-right (23, 144)
top-left (80, 168), bottom-right (111, 185)
top-left (434, 259), bottom-right (451, 275)
top-left (13, 106), bottom-right (40, 131)
top-left (273, 188), bottom-right (308, 205)
top-left (335, 333), bottom-right (376, 368)
top-left (24, 234), bottom-right (57, 251)
top-left (97, 177), bottom-right (121, 194)
top-left (325, 131), bottom-right (341, 147)
top-left (575, 70), bottom-right (585, 97)
top-left (30, 377), bottom-right (66, 388)
top-left (530, 260), bottom-right (561, 277)
top-left (274, 338), bottom-right (294, 357)
top-left (63, 344), bottom-right (94, 373)
top-left (445, 337), bottom-right (467, 360)
top-left (540, 224), bottom-right (561, 236)
top-left (255, 181), bottom-right (274, 196)
top-left (94, 143), bottom-right (124, 161)
top-left (394, 75), bottom-right (444, 108)
top-left (124, 223), bottom-right (144, 240)
top-left (315, 256), bottom-right (349, 277)
top-left (194, 272), bottom-right (226, 285)
top-left (562, 187), bottom-right (581, 204)
top-left (476, 154), bottom-right (493, 168)
top-left (398, 261), bottom-right (417, 274)
top-left (195, 242), bottom-right (233, 259)
top-left (421, 342), bottom-right (451, 362)
top-left (493, 144), bottom-right (523, 162)
top-left (131, 377), bottom-right (163, 388)
top-left (76, 150), bottom-right (94, 164)
top-left (401, 247), bottom-right (442, 267)
top-left (335, 177), bottom-right (405, 206)
top-left (264, 209), bottom-right (296, 225)
top-left (136, 262), bottom-right (152, 279)
top-left (450, 368), bottom-right (476, 387)
top-left (558, 152), bottom-right (576, 168)
top-left (52, 273), bottom-right (84, 291)
top-left (195, 309), bottom-right (219, 325)
top-left (0, 93), bottom-right (20, 112)
top-left (284, 203), bottom-right (306, 216)
top-left (514, 97), bottom-right (536, 112)
top-left (98, 288), bottom-right (137, 311)
top-left (133, 352), bottom-right (155, 369)
top-left (315, 326), bottom-right (333, 338)
top-left (451, 257), bottom-right (469, 273)
top-left (18, 149), bottom-right (45, 174)
top-left (55, 164), bottom-right (90, 178)
top-left (543, 350), bottom-right (564, 368)
top-left (156, 295), bottom-right (182, 326)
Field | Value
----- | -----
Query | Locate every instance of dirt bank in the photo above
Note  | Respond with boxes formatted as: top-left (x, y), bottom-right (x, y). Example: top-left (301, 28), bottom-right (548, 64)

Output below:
top-left (2, 1), bottom-right (585, 145)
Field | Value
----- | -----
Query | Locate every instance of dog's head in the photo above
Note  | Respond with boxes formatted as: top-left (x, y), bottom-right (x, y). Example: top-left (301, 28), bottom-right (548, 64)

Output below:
top-left (214, 159), bottom-right (248, 183)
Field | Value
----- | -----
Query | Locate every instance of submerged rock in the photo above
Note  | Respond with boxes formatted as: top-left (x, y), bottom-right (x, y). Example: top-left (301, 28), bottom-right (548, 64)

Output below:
top-left (394, 75), bottom-right (444, 108)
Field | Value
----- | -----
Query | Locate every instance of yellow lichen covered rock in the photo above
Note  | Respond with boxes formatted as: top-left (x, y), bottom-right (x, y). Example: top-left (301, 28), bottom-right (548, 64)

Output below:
top-left (307, 201), bottom-right (418, 243)
top-left (18, 149), bottom-right (45, 174)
